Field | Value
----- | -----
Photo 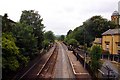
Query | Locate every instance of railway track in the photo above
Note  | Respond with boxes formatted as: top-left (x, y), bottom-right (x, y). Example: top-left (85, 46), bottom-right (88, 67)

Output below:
top-left (36, 43), bottom-right (58, 79)
top-left (15, 43), bottom-right (58, 80)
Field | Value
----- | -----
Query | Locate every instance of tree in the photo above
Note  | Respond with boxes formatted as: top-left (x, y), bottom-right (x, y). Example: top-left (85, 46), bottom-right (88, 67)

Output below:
top-left (66, 15), bottom-right (116, 47)
top-left (60, 35), bottom-right (65, 41)
top-left (67, 39), bottom-right (79, 48)
top-left (71, 26), bottom-right (85, 45)
top-left (43, 40), bottom-right (50, 49)
top-left (44, 31), bottom-right (55, 43)
top-left (2, 13), bottom-right (15, 32)
top-left (12, 23), bottom-right (37, 57)
top-left (2, 33), bottom-right (29, 71)
top-left (90, 45), bottom-right (102, 73)
top-left (83, 16), bottom-right (116, 38)
top-left (20, 10), bottom-right (45, 50)
top-left (67, 30), bottom-right (72, 36)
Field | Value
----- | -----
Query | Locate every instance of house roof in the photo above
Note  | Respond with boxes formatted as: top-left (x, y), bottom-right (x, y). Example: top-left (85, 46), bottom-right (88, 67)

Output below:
top-left (102, 28), bottom-right (120, 35)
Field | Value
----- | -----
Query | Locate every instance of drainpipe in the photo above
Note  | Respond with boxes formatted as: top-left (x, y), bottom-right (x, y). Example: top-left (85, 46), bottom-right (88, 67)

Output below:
top-left (111, 35), bottom-right (114, 61)
top-left (118, 28), bottom-right (120, 62)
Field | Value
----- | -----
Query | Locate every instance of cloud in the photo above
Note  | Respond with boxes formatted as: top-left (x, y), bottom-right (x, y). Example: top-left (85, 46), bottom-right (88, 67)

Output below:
top-left (0, 0), bottom-right (119, 35)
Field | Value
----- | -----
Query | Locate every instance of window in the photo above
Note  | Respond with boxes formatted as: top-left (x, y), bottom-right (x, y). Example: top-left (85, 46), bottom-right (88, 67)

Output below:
top-left (118, 42), bottom-right (120, 54)
top-left (118, 50), bottom-right (120, 54)
top-left (106, 43), bottom-right (109, 51)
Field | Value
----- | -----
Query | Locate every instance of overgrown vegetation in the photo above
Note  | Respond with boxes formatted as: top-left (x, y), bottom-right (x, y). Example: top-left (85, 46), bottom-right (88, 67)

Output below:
top-left (2, 10), bottom-right (55, 79)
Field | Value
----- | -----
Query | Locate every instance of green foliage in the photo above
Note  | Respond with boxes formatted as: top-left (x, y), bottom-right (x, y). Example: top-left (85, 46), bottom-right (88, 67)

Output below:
top-left (67, 39), bottom-right (79, 47)
top-left (67, 30), bottom-right (72, 36)
top-left (44, 31), bottom-right (55, 43)
top-left (90, 45), bottom-right (102, 72)
top-left (2, 33), bottom-right (29, 71)
top-left (43, 40), bottom-right (50, 49)
top-left (65, 15), bottom-right (116, 47)
top-left (2, 10), bottom-right (46, 79)
top-left (65, 26), bottom-right (93, 46)
top-left (12, 23), bottom-right (37, 56)
top-left (20, 10), bottom-right (45, 50)
top-left (2, 33), bottom-right (19, 56)
top-left (2, 57), bottom-right (19, 71)
top-left (59, 35), bottom-right (65, 41)
top-left (43, 31), bottom-right (55, 49)
top-left (83, 16), bottom-right (116, 38)
top-left (2, 13), bottom-right (15, 32)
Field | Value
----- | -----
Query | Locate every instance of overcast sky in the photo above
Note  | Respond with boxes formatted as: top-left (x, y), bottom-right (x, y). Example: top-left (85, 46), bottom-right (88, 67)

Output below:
top-left (0, 0), bottom-right (119, 35)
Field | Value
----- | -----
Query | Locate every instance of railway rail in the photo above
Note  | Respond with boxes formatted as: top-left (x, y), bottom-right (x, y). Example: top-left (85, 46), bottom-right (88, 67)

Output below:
top-left (16, 43), bottom-right (58, 80)
top-left (14, 42), bottom-right (89, 80)
top-left (36, 44), bottom-right (58, 79)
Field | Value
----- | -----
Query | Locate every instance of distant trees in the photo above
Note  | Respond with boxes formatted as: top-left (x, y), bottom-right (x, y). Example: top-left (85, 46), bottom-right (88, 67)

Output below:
top-left (60, 35), bottom-right (65, 41)
top-left (65, 16), bottom-right (116, 47)
top-left (44, 31), bottom-right (55, 43)
top-left (67, 39), bottom-right (79, 48)
top-left (43, 31), bottom-right (55, 49)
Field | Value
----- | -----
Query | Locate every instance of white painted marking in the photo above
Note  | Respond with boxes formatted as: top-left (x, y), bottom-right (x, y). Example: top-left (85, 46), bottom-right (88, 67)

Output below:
top-left (75, 73), bottom-right (89, 75)
top-left (67, 51), bottom-right (90, 76)
top-left (98, 69), bottom-right (104, 75)
top-left (37, 52), bottom-right (52, 75)
top-left (37, 46), bottom-right (56, 76)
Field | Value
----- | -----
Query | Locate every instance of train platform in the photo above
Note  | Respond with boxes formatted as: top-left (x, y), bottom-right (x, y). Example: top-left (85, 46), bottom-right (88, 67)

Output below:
top-left (67, 50), bottom-right (91, 79)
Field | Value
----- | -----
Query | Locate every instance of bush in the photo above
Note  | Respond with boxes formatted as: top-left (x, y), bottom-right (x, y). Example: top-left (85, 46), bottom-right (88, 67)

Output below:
top-left (43, 40), bottom-right (50, 49)
top-left (90, 45), bottom-right (102, 72)
top-left (2, 33), bottom-right (29, 71)
top-left (67, 39), bottom-right (79, 47)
